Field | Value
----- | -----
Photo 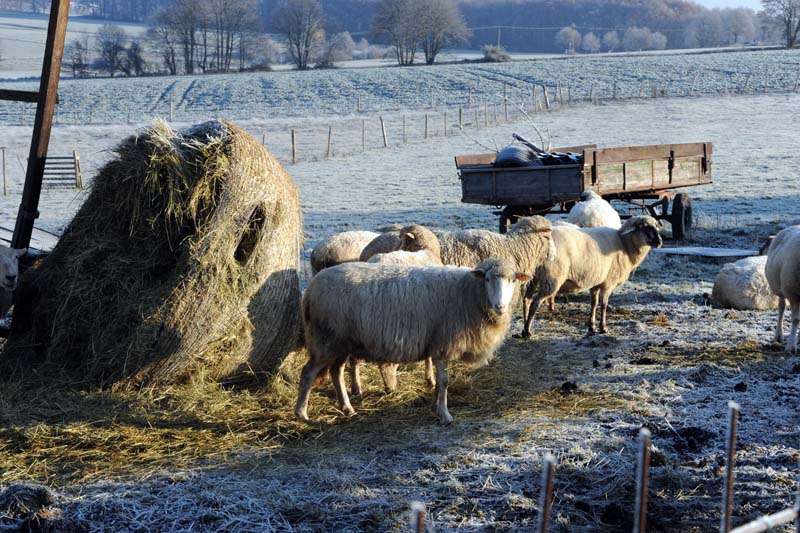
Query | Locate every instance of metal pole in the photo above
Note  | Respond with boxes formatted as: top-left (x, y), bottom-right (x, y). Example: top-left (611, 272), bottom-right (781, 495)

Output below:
top-left (721, 401), bottom-right (741, 533)
top-left (633, 428), bottom-right (651, 533)
top-left (12, 0), bottom-right (71, 250)
top-left (410, 501), bottom-right (426, 533)
top-left (537, 453), bottom-right (556, 533)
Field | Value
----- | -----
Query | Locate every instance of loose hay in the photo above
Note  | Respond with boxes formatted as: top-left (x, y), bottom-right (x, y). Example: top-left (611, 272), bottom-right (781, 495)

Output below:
top-left (4, 120), bottom-right (302, 388)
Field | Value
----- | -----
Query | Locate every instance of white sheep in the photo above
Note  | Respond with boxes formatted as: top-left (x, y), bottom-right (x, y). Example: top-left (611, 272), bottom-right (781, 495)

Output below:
top-left (0, 246), bottom-right (27, 319)
top-left (358, 232), bottom-right (402, 262)
top-left (361, 224), bottom-right (442, 393)
top-left (296, 258), bottom-right (531, 424)
top-left (523, 216), bottom-right (663, 337)
top-left (711, 246), bottom-right (778, 311)
top-left (436, 215), bottom-right (555, 272)
top-left (310, 230), bottom-right (380, 275)
top-left (567, 190), bottom-right (621, 229)
top-left (765, 225), bottom-right (800, 353)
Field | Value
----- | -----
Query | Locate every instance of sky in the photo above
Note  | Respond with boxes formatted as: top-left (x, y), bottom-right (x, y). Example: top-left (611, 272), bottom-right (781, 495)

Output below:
top-left (695, 0), bottom-right (762, 10)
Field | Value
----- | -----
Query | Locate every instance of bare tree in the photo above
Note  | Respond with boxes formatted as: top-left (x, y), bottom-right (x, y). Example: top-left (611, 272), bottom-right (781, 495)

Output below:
top-left (729, 8), bottom-right (757, 43)
top-left (316, 31), bottom-right (355, 68)
top-left (581, 32), bottom-right (600, 53)
top-left (602, 30), bottom-right (619, 52)
top-left (373, 0), bottom-right (422, 65)
top-left (685, 11), bottom-right (724, 48)
top-left (149, 15), bottom-right (180, 74)
top-left (67, 35), bottom-right (91, 77)
top-left (274, 0), bottom-right (324, 70)
top-left (555, 26), bottom-right (581, 53)
top-left (95, 24), bottom-right (128, 77)
top-left (418, 0), bottom-right (470, 65)
top-left (122, 40), bottom-right (148, 76)
top-left (761, 0), bottom-right (800, 47)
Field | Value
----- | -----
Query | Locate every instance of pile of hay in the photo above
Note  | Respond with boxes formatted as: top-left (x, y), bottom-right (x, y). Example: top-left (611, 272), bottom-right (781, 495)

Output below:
top-left (4, 120), bottom-right (302, 388)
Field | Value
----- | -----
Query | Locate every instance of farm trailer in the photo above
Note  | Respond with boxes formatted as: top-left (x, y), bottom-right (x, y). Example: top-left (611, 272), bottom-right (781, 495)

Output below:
top-left (455, 142), bottom-right (712, 239)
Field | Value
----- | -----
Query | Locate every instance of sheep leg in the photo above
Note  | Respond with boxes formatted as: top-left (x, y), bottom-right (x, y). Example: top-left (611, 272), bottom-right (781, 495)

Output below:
top-left (378, 363), bottom-right (399, 393)
top-left (425, 357), bottom-right (436, 388)
top-left (587, 288), bottom-right (600, 335)
top-left (348, 357), bottom-right (363, 397)
top-left (330, 359), bottom-right (356, 416)
top-left (774, 297), bottom-right (786, 344)
top-left (433, 358), bottom-right (453, 425)
top-left (547, 296), bottom-right (555, 312)
top-left (599, 290), bottom-right (611, 334)
top-left (522, 292), bottom-right (548, 339)
top-left (295, 360), bottom-right (329, 421)
top-left (786, 299), bottom-right (799, 354)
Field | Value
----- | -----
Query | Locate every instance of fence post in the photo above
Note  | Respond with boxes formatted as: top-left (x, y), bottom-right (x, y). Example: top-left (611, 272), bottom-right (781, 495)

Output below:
top-left (542, 84), bottom-right (550, 110)
top-left (73, 149), bottom-right (83, 189)
top-left (568, 84), bottom-right (572, 105)
top-left (504, 82), bottom-right (509, 121)
top-left (291, 129), bottom-right (297, 164)
top-left (721, 401), bottom-right (741, 533)
top-left (380, 116), bottom-right (388, 148)
top-left (1, 146), bottom-right (6, 197)
top-left (557, 80), bottom-right (564, 106)
top-left (410, 501), bottom-right (426, 533)
top-left (362, 120), bottom-right (366, 151)
top-left (357, 95), bottom-right (361, 112)
top-left (484, 102), bottom-right (488, 127)
top-left (590, 83), bottom-right (596, 104)
top-left (169, 93), bottom-right (174, 122)
top-left (537, 453), bottom-right (556, 533)
top-left (613, 81), bottom-right (618, 100)
top-left (424, 114), bottom-right (428, 139)
top-left (634, 428), bottom-right (651, 533)
top-left (326, 126), bottom-right (333, 158)
top-left (402, 115), bottom-right (406, 143)
top-left (443, 112), bottom-right (447, 137)
top-left (532, 84), bottom-right (538, 111)
top-left (493, 102), bottom-right (498, 124)
top-left (468, 87), bottom-right (472, 107)
top-left (474, 107), bottom-right (479, 129)
top-left (691, 74), bottom-right (699, 96)
top-left (742, 73), bottom-right (751, 94)
top-left (459, 108), bottom-right (463, 130)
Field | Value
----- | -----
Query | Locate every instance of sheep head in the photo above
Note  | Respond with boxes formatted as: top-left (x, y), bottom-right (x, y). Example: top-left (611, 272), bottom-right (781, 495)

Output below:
top-left (399, 224), bottom-right (441, 257)
top-left (472, 258), bottom-right (531, 316)
top-left (619, 216), bottom-right (663, 249)
top-left (0, 247), bottom-right (27, 291)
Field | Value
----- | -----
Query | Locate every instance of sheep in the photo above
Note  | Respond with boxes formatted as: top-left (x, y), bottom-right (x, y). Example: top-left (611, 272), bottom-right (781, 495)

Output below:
top-left (359, 231), bottom-right (402, 262)
top-left (436, 215), bottom-right (555, 272)
top-left (711, 238), bottom-right (778, 311)
top-left (295, 258), bottom-right (531, 424)
top-left (310, 230), bottom-right (380, 275)
top-left (765, 225), bottom-right (800, 354)
top-left (359, 224), bottom-right (442, 393)
top-left (567, 190), bottom-right (621, 229)
top-left (522, 216), bottom-right (663, 337)
top-left (0, 246), bottom-right (27, 319)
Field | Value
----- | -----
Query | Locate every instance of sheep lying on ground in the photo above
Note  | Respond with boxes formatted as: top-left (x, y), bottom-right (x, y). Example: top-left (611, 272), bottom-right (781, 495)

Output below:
top-left (711, 238), bottom-right (778, 311)
top-left (523, 216), bottom-right (663, 337)
top-left (0, 246), bottom-right (26, 319)
top-left (437, 215), bottom-right (555, 271)
top-left (310, 230), bottom-right (380, 274)
top-left (765, 225), bottom-right (800, 353)
top-left (567, 190), bottom-right (621, 229)
top-left (0, 245), bottom-right (28, 319)
top-left (296, 258), bottom-right (531, 424)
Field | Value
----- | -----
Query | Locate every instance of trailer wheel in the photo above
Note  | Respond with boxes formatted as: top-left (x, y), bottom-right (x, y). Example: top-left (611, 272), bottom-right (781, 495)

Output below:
top-left (499, 213), bottom-right (512, 234)
top-left (671, 193), bottom-right (693, 240)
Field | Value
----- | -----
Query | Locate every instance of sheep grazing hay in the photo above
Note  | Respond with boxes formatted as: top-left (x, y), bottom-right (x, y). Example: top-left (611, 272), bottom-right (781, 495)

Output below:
top-left (4, 120), bottom-right (303, 388)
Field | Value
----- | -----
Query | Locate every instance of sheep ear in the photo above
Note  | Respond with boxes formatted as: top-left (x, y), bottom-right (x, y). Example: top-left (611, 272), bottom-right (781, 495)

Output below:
top-left (470, 268), bottom-right (486, 279)
top-left (514, 272), bottom-right (531, 283)
top-left (403, 232), bottom-right (415, 241)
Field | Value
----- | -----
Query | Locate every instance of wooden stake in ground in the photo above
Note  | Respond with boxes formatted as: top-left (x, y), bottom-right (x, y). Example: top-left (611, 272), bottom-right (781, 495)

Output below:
top-left (424, 114), bottom-right (428, 139)
top-left (542, 84), bottom-right (550, 110)
top-left (504, 82), bottom-right (509, 121)
top-left (444, 111), bottom-right (447, 137)
top-left (169, 93), bottom-right (174, 122)
top-left (459, 108), bottom-right (463, 129)
top-left (410, 501), bottom-right (426, 533)
top-left (721, 401), bottom-right (741, 533)
top-left (325, 126), bottom-right (332, 158)
top-left (380, 116), bottom-right (388, 147)
top-left (634, 428), bottom-right (651, 533)
top-left (291, 129), bottom-right (297, 164)
top-left (362, 120), bottom-right (366, 151)
top-left (537, 454), bottom-right (556, 533)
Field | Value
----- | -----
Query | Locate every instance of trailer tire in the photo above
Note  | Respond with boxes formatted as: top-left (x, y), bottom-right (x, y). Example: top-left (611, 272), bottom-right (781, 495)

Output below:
top-left (671, 193), bottom-right (692, 240)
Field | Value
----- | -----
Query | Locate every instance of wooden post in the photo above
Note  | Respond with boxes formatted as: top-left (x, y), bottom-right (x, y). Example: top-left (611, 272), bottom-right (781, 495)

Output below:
top-left (291, 129), bottom-right (297, 164)
top-left (532, 84), bottom-right (538, 110)
top-left (742, 73), bottom-right (751, 94)
top-left (794, 72), bottom-right (800, 92)
top-left (590, 83), bottom-right (596, 104)
top-left (542, 84), bottom-right (550, 110)
top-left (402, 115), bottom-right (406, 143)
top-left (459, 107), bottom-right (463, 129)
top-left (537, 454), bottom-right (555, 533)
top-left (613, 81), bottom-right (618, 99)
top-left (380, 116), bottom-right (388, 147)
top-left (326, 126), bottom-right (332, 158)
top-left (12, 0), bottom-right (71, 251)
top-left (357, 95), bottom-right (361, 112)
top-left (721, 401), bottom-right (741, 533)
top-left (493, 102), bottom-right (498, 123)
top-left (443, 111), bottom-right (447, 137)
top-left (503, 82), bottom-right (509, 121)
top-left (2, 146), bottom-right (6, 196)
top-left (557, 81), bottom-right (564, 106)
top-left (474, 107), bottom-right (479, 129)
top-left (410, 501), bottom-right (426, 533)
top-left (261, 132), bottom-right (266, 146)
top-left (424, 114), bottom-right (428, 139)
top-left (634, 428), bottom-right (651, 533)
top-left (362, 119), bottom-right (366, 151)
top-left (468, 88), bottom-right (472, 107)
top-left (73, 149), bottom-right (82, 189)
top-left (690, 74), bottom-right (699, 96)
top-left (169, 93), bottom-right (174, 121)
top-left (568, 84), bottom-right (572, 105)
top-left (484, 101), bottom-right (488, 127)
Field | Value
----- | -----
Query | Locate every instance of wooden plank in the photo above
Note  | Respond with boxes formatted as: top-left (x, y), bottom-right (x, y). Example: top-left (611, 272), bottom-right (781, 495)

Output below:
top-left (652, 247), bottom-right (757, 264)
top-left (0, 89), bottom-right (59, 104)
top-left (455, 154), bottom-right (495, 168)
top-left (592, 142), bottom-right (706, 165)
top-left (12, 0), bottom-right (71, 250)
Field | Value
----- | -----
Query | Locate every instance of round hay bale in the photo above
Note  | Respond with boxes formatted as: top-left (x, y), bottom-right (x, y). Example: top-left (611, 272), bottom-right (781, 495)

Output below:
top-left (5, 120), bottom-right (303, 387)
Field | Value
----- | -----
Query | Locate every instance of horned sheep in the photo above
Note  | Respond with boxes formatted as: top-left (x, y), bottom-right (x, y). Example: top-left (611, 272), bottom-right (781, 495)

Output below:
top-left (0, 246), bottom-right (26, 319)
top-left (765, 225), bottom-right (800, 354)
top-left (523, 216), bottom-right (663, 337)
top-left (296, 258), bottom-right (531, 424)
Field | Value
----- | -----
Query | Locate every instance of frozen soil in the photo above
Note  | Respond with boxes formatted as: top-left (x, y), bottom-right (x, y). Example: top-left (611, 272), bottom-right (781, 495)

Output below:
top-left (1, 93), bottom-right (799, 531)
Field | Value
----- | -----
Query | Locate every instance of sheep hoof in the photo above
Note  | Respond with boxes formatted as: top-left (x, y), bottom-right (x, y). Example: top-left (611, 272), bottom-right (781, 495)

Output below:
top-left (438, 412), bottom-right (454, 425)
top-left (425, 377), bottom-right (436, 388)
top-left (586, 329), bottom-right (596, 337)
top-left (294, 408), bottom-right (309, 421)
top-left (341, 405), bottom-right (357, 417)
top-left (513, 330), bottom-right (532, 340)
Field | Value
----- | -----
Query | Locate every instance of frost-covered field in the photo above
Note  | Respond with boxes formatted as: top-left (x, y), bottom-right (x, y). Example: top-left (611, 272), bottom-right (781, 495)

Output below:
top-left (1, 47), bottom-right (799, 125)
top-left (1, 92), bottom-right (799, 531)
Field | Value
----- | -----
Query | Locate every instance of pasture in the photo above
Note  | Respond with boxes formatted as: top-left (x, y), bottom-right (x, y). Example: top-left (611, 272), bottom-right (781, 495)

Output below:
top-left (0, 54), bottom-right (799, 530)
